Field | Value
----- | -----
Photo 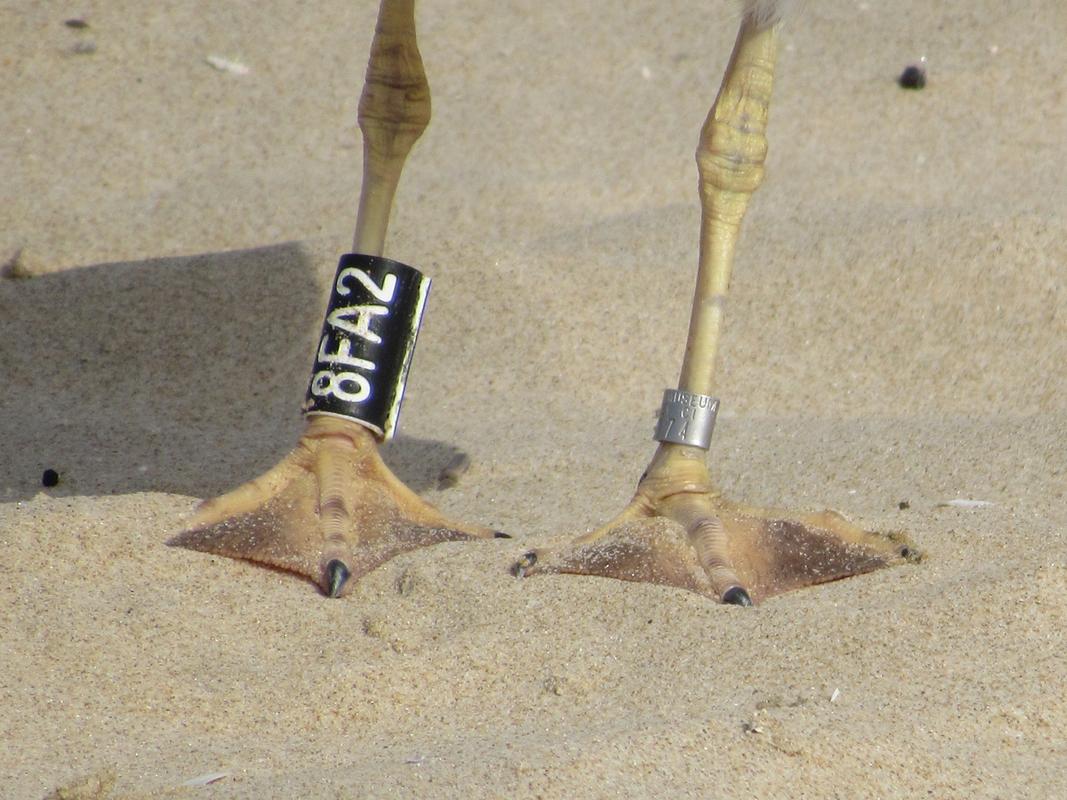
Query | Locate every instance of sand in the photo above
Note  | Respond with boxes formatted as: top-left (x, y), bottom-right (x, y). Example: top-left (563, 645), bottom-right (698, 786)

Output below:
top-left (2, 0), bottom-right (1066, 797)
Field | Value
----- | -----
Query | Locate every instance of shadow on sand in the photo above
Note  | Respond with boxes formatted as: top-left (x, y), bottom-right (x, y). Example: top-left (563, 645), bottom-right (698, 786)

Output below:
top-left (0, 242), bottom-right (464, 502)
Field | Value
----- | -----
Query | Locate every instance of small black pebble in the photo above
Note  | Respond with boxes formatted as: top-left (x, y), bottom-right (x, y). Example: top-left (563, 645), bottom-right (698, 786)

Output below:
top-left (64, 18), bottom-right (90, 29)
top-left (42, 468), bottom-right (60, 487)
top-left (898, 64), bottom-right (926, 90)
top-left (898, 500), bottom-right (910, 510)
top-left (493, 530), bottom-right (511, 539)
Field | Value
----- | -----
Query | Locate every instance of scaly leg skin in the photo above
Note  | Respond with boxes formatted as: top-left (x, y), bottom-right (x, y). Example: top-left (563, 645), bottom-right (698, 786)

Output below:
top-left (170, 0), bottom-right (496, 597)
top-left (515, 9), bottom-right (917, 605)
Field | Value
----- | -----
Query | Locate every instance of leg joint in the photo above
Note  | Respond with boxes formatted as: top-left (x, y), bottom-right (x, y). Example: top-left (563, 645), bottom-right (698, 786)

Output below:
top-left (696, 103), bottom-right (770, 196)
top-left (358, 34), bottom-right (431, 157)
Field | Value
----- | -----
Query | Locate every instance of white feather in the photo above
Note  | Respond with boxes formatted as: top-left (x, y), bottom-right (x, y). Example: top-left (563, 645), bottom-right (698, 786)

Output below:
top-left (937, 499), bottom-right (996, 509)
top-left (181, 772), bottom-right (228, 787)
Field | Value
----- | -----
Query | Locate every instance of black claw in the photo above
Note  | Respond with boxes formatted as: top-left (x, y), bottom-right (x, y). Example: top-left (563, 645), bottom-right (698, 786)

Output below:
top-left (899, 545), bottom-right (921, 562)
top-left (493, 530), bottom-right (512, 539)
top-left (326, 559), bottom-right (350, 598)
top-left (722, 586), bottom-right (753, 607)
top-left (512, 551), bottom-right (537, 577)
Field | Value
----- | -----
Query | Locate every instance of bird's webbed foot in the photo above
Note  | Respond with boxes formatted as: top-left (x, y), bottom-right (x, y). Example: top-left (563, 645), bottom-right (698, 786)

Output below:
top-left (515, 446), bottom-right (917, 605)
top-left (169, 415), bottom-right (494, 596)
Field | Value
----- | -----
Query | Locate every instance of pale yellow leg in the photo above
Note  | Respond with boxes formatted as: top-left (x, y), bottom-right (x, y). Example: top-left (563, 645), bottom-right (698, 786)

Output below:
top-left (517, 13), bottom-right (914, 603)
top-left (681, 16), bottom-right (775, 396)
top-left (171, 0), bottom-right (495, 597)
top-left (353, 0), bottom-right (431, 256)
top-left (645, 17), bottom-right (779, 601)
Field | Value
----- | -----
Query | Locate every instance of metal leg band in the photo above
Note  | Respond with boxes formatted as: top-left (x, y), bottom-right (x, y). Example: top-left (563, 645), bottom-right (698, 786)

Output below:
top-left (653, 389), bottom-right (720, 449)
top-left (302, 253), bottom-right (430, 440)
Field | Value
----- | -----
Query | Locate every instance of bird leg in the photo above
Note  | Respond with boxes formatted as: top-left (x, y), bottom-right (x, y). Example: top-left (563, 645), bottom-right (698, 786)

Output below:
top-left (170, 0), bottom-right (496, 597)
top-left (515, 12), bottom-right (915, 605)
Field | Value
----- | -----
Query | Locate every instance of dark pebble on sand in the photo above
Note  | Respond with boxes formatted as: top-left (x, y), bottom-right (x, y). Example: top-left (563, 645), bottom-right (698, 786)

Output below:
top-left (42, 468), bottom-right (60, 487)
top-left (898, 64), bottom-right (926, 89)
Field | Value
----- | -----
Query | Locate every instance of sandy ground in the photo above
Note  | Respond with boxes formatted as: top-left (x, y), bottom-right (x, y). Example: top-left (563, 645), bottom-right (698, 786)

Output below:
top-left (2, 1), bottom-right (1066, 797)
